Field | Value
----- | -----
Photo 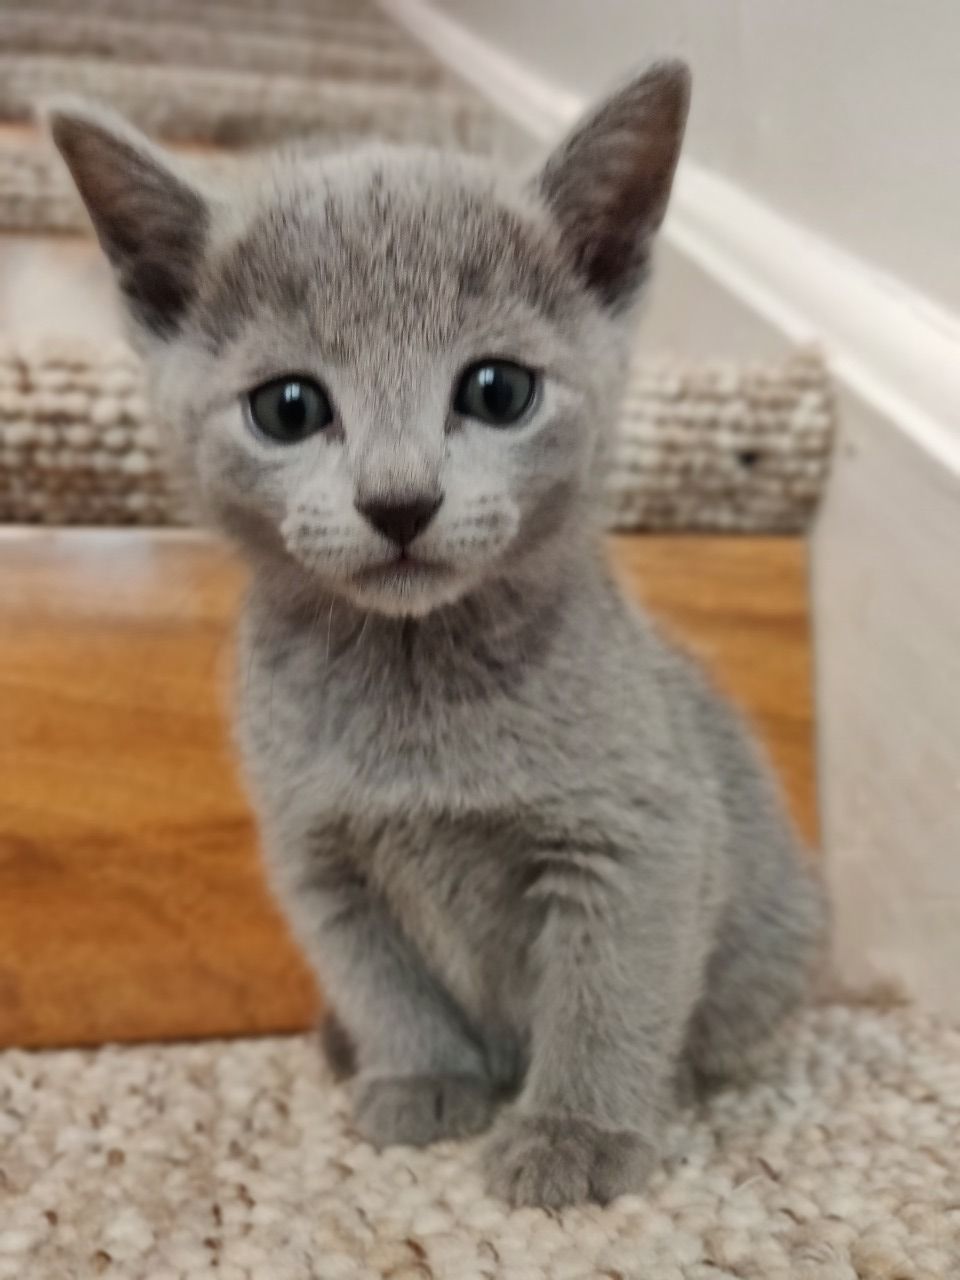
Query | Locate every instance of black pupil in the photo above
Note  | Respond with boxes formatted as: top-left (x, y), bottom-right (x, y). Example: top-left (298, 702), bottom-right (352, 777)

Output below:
top-left (478, 367), bottom-right (514, 418)
top-left (278, 382), bottom-right (307, 433)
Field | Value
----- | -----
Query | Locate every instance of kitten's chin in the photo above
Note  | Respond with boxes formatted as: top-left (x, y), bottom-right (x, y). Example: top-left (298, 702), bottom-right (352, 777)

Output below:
top-left (338, 559), bottom-right (474, 619)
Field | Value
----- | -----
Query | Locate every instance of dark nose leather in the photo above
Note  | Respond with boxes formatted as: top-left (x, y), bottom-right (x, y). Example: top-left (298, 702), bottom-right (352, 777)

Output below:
top-left (357, 494), bottom-right (443, 547)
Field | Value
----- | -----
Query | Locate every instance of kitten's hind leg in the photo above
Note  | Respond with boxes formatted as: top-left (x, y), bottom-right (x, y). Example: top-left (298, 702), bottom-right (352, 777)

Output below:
top-left (320, 1008), bottom-right (357, 1082)
top-left (684, 863), bottom-right (827, 1089)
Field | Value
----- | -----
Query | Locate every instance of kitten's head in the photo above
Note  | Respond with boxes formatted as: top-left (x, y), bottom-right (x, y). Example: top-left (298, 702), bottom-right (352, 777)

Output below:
top-left (50, 65), bottom-right (689, 617)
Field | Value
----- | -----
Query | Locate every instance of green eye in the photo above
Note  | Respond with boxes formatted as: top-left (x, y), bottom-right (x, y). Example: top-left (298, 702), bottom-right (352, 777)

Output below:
top-left (247, 375), bottom-right (334, 443)
top-left (454, 360), bottom-right (536, 427)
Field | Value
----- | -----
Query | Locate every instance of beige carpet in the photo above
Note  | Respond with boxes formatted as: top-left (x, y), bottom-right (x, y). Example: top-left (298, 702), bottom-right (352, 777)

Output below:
top-left (0, 0), bottom-right (523, 236)
top-left (2, 1005), bottom-right (958, 1279)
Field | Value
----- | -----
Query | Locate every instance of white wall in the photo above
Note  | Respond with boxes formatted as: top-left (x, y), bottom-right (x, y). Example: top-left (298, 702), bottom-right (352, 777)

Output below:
top-left (436, 0), bottom-right (960, 318)
top-left (813, 385), bottom-right (960, 1014)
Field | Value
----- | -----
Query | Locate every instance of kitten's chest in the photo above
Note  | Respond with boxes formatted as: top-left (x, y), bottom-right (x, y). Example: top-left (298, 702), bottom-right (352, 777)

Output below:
top-left (239, 616), bottom-right (551, 814)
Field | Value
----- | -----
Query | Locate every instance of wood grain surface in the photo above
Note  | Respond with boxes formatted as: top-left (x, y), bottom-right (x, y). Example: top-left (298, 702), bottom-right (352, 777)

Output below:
top-left (0, 530), bottom-right (814, 1048)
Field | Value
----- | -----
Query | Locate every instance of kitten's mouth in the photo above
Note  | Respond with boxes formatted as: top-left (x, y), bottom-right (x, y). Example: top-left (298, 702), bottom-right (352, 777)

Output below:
top-left (344, 551), bottom-right (468, 617)
top-left (353, 552), bottom-right (451, 586)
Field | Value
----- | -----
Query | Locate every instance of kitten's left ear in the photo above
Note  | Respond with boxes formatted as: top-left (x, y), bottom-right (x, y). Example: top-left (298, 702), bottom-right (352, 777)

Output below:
top-left (538, 61), bottom-right (691, 310)
top-left (47, 98), bottom-right (210, 339)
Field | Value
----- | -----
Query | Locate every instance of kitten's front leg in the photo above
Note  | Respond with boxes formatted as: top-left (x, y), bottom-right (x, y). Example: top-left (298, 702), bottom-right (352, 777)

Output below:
top-left (279, 855), bottom-right (496, 1148)
top-left (485, 850), bottom-right (699, 1208)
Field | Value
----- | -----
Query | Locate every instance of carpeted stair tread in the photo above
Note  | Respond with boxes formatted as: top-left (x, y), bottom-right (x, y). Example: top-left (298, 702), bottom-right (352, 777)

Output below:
top-left (1, 1005), bottom-right (957, 1279)
top-left (0, 54), bottom-right (505, 148)
top-left (0, 13), bottom-right (451, 85)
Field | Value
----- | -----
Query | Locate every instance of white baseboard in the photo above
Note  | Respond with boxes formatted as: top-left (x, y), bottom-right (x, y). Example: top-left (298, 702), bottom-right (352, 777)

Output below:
top-left (384, 0), bottom-right (960, 1018)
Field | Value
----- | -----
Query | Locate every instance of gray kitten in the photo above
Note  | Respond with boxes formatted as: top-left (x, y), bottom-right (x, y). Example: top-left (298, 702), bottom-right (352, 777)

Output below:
top-left (51, 62), bottom-right (826, 1209)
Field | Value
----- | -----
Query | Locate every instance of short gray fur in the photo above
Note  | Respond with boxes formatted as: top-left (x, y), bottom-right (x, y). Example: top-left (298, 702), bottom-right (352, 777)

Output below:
top-left (50, 62), bottom-right (827, 1209)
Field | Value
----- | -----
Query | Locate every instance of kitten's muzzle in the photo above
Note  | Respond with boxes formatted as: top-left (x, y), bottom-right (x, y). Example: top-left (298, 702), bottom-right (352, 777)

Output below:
top-left (356, 494), bottom-right (443, 548)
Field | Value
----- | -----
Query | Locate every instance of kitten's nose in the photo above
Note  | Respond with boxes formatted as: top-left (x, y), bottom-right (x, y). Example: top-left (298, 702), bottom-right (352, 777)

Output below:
top-left (357, 494), bottom-right (443, 548)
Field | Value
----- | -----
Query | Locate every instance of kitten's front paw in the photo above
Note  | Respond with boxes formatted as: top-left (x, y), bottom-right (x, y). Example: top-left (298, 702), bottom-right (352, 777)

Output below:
top-left (484, 1113), bottom-right (657, 1209)
top-left (352, 1074), bottom-right (496, 1148)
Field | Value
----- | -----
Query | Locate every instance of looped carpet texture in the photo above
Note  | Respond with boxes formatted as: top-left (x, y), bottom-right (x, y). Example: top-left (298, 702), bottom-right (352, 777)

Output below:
top-left (0, 338), bottom-right (834, 531)
top-left (0, 0), bottom-right (527, 235)
top-left (1, 1005), bottom-right (958, 1279)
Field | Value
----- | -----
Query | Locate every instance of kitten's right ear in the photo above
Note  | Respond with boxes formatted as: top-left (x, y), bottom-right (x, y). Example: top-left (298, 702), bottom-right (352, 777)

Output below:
top-left (46, 99), bottom-right (210, 338)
